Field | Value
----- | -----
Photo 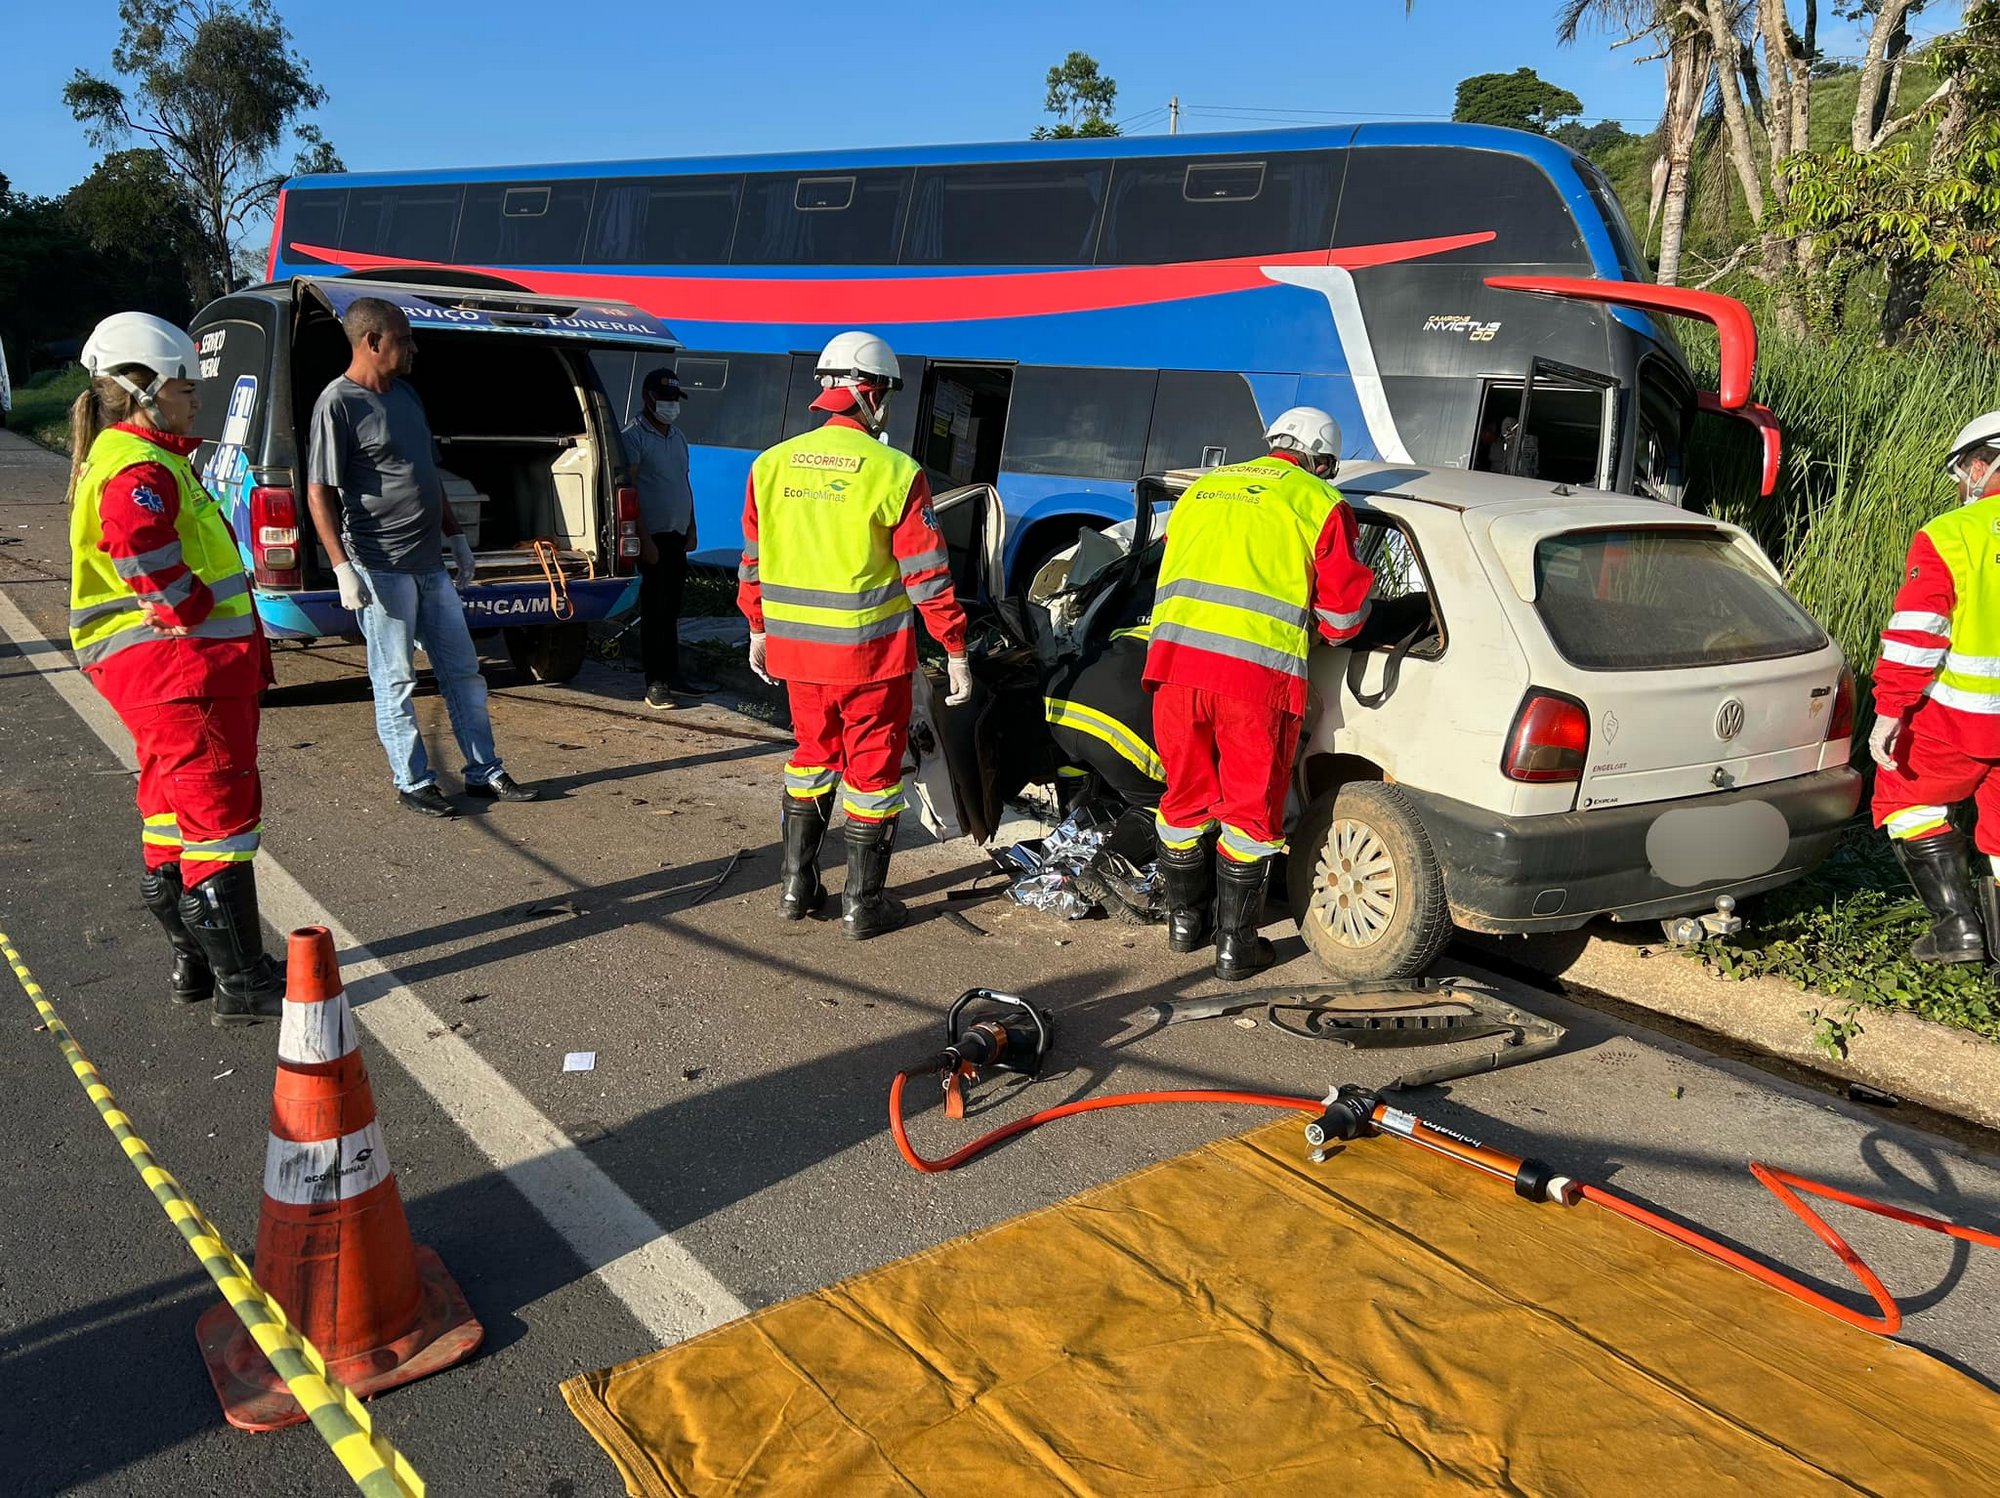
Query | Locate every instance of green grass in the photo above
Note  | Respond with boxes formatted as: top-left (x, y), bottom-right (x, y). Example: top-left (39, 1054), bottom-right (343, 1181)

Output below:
top-left (8, 364), bottom-right (86, 452)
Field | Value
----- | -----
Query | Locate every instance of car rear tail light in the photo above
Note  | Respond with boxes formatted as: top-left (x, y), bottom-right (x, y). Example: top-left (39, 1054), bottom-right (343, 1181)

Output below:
top-left (1828, 667), bottom-right (1855, 742)
top-left (615, 485), bottom-right (641, 571)
top-left (249, 486), bottom-right (301, 588)
top-left (1503, 690), bottom-right (1590, 783)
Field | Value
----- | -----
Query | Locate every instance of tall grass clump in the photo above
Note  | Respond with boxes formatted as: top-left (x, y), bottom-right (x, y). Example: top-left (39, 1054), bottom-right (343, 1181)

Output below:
top-left (1688, 331), bottom-right (2000, 674)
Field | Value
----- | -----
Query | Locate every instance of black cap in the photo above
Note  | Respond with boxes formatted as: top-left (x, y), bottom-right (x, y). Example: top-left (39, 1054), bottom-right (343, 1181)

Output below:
top-left (642, 367), bottom-right (687, 400)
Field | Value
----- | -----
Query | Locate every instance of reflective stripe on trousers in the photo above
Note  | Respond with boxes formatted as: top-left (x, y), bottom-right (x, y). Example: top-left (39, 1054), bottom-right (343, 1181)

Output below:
top-left (841, 780), bottom-right (906, 823)
top-left (1154, 813), bottom-right (1216, 851)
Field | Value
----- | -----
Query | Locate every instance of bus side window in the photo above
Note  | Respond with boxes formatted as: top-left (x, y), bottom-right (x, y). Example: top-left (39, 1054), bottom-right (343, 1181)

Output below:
top-left (1096, 150), bottom-right (1342, 265)
top-left (1143, 372), bottom-right (1267, 474)
top-left (733, 169), bottom-right (911, 265)
top-left (1634, 364), bottom-right (1691, 506)
top-left (902, 161), bottom-right (1108, 266)
top-left (1332, 148), bottom-right (1587, 267)
top-left (670, 353), bottom-right (788, 451)
top-left (588, 175), bottom-right (744, 265)
top-left (1002, 367), bottom-right (1157, 481)
top-left (280, 188), bottom-right (347, 264)
top-left (456, 180), bottom-right (595, 266)
top-left (342, 185), bottom-right (463, 262)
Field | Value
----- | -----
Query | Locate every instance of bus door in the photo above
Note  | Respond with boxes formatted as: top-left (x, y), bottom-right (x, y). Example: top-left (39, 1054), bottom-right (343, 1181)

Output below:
top-left (1473, 357), bottom-right (1619, 489)
top-left (911, 362), bottom-right (1014, 491)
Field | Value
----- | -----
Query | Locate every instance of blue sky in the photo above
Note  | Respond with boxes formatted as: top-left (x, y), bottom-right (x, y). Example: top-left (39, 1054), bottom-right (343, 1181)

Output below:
top-left (0, 0), bottom-right (1953, 199)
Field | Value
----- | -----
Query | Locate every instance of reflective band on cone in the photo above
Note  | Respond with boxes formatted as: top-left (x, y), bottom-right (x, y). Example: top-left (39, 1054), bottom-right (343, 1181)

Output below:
top-left (197, 925), bottom-right (482, 1432)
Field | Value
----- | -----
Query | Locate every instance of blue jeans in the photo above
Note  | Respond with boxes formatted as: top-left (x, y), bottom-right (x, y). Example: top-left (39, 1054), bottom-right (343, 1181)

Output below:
top-left (353, 565), bottom-right (502, 793)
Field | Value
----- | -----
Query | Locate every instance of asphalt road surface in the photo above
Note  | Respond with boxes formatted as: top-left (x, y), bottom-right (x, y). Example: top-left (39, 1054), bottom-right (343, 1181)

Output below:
top-left (2, 430), bottom-right (1997, 1496)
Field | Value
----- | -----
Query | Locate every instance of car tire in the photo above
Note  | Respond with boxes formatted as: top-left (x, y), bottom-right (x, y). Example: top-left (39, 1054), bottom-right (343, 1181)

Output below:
top-left (1286, 780), bottom-right (1451, 982)
top-left (506, 622), bottom-right (588, 684)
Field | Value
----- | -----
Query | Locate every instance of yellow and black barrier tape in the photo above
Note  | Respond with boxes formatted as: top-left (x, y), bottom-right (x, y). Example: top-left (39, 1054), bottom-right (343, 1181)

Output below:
top-left (1, 927), bottom-right (426, 1498)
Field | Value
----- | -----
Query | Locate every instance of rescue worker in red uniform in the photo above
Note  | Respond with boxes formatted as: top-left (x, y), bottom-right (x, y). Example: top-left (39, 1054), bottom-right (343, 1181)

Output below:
top-left (1869, 409), bottom-right (2000, 963)
top-left (1144, 408), bottom-right (1375, 980)
top-left (66, 313), bottom-right (283, 1024)
top-left (738, 332), bottom-right (972, 940)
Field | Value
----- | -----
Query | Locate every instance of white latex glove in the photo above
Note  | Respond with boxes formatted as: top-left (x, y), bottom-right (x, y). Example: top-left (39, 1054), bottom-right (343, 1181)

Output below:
top-left (945, 654), bottom-right (974, 706)
top-left (1867, 713), bottom-right (1903, 770)
top-left (748, 631), bottom-right (776, 684)
top-left (334, 561), bottom-right (371, 612)
top-left (448, 534), bottom-right (476, 591)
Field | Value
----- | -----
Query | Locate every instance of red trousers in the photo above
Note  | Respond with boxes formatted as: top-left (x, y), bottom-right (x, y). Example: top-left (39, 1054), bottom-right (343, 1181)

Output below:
top-left (784, 675), bottom-right (913, 823)
top-left (1152, 683), bottom-right (1301, 862)
top-left (1872, 706), bottom-right (2000, 858)
top-left (112, 694), bottom-right (263, 886)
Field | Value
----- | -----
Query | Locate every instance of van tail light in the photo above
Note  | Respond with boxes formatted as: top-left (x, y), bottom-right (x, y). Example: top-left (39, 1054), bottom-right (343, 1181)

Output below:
top-left (1828, 667), bottom-right (1856, 742)
top-left (249, 486), bottom-right (301, 589)
top-left (615, 484), bottom-right (642, 572)
top-left (1503, 690), bottom-right (1590, 783)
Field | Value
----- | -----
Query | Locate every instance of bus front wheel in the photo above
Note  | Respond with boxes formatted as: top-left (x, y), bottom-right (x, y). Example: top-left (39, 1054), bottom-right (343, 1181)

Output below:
top-left (506, 622), bottom-right (588, 684)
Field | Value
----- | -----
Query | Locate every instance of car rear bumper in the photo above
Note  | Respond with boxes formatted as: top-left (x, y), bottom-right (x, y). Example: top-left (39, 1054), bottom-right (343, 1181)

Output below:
top-left (1404, 766), bottom-right (1862, 934)
top-left (252, 576), bottom-right (639, 639)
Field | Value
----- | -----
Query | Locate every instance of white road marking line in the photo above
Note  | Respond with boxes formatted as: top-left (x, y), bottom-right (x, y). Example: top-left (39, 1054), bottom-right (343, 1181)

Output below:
top-left (0, 581), bottom-right (748, 1342)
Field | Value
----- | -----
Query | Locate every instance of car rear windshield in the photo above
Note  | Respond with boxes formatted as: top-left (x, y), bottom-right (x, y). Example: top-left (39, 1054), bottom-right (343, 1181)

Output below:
top-left (1533, 528), bottom-right (1827, 671)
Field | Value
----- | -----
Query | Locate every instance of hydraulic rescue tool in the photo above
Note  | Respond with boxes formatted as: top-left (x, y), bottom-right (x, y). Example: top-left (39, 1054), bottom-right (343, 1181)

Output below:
top-left (888, 993), bottom-right (2000, 1336)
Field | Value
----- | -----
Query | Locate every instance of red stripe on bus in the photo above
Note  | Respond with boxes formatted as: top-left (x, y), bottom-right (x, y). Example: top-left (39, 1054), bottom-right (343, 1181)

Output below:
top-left (283, 233), bottom-right (1496, 323)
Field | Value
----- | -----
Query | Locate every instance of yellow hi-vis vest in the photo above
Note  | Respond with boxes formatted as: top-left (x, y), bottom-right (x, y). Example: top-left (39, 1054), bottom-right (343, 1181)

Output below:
top-left (1919, 495), bottom-right (2000, 715)
top-left (1149, 456), bottom-right (1343, 687)
top-left (69, 427), bottom-right (255, 668)
top-left (750, 422), bottom-right (923, 655)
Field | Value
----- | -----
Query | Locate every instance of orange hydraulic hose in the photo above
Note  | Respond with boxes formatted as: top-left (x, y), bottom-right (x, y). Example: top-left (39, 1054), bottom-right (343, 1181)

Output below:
top-left (888, 1076), bottom-right (2000, 1337)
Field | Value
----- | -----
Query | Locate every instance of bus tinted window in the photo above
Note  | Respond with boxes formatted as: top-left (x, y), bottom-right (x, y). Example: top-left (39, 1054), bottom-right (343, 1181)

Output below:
top-left (590, 175), bottom-right (742, 264)
top-left (734, 169), bottom-right (911, 264)
top-left (670, 352), bottom-right (788, 450)
top-left (1579, 161), bottom-right (1651, 280)
top-left (341, 185), bottom-right (463, 262)
top-left (903, 161), bottom-right (1108, 265)
top-left (1096, 151), bottom-right (1342, 264)
top-left (1333, 148), bottom-right (1585, 265)
top-left (456, 180), bottom-right (595, 265)
top-left (280, 188), bottom-right (346, 263)
top-left (1004, 367), bottom-right (1158, 480)
top-left (1143, 371), bottom-right (1269, 474)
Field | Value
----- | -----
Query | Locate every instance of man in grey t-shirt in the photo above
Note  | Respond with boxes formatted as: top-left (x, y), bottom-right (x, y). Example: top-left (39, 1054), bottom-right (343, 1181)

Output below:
top-left (305, 297), bottom-right (538, 816)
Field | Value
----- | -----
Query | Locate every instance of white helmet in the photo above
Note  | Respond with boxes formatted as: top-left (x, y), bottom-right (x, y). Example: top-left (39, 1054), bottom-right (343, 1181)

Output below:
top-left (1265, 406), bottom-right (1342, 475)
top-left (1946, 409), bottom-right (2000, 478)
top-left (81, 312), bottom-right (200, 410)
top-left (815, 330), bottom-right (902, 390)
top-left (813, 331), bottom-right (901, 434)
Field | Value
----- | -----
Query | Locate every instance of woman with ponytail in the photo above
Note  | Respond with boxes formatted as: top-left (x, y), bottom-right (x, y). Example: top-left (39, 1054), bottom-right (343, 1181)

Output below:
top-left (69, 312), bottom-right (283, 1026)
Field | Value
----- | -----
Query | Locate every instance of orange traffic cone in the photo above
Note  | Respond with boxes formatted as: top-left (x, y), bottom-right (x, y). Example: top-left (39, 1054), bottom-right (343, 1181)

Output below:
top-left (196, 925), bottom-right (482, 1431)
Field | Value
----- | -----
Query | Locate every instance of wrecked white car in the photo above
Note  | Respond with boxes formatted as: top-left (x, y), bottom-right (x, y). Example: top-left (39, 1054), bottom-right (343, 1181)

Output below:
top-left (911, 463), bottom-right (1861, 982)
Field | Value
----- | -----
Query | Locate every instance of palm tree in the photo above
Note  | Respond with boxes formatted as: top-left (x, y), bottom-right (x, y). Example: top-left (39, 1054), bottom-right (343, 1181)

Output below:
top-left (1556, 0), bottom-right (1716, 286)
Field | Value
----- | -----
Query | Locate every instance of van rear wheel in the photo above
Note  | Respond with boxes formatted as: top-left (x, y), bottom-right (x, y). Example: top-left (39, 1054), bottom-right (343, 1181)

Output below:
top-left (1286, 781), bottom-right (1451, 982)
top-left (506, 622), bottom-right (588, 684)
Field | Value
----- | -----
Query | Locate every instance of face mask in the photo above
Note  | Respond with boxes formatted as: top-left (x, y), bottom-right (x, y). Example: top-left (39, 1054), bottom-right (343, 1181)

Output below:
top-left (654, 401), bottom-right (681, 423)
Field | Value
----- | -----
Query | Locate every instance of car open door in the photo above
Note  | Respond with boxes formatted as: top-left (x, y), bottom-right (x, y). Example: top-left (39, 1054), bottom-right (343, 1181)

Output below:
top-left (907, 483), bottom-right (1008, 842)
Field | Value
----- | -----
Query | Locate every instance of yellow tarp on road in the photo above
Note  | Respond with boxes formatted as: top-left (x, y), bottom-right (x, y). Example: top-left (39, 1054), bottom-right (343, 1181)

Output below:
top-left (563, 1120), bottom-right (2000, 1497)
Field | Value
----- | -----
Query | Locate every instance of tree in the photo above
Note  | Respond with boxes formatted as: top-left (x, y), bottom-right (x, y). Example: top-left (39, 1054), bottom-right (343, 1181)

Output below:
top-left (1552, 119), bottom-right (1640, 156)
top-left (1033, 51), bottom-right (1119, 139)
top-left (1450, 67), bottom-right (1584, 133)
top-left (65, 149), bottom-right (204, 322)
top-left (63, 0), bottom-right (335, 304)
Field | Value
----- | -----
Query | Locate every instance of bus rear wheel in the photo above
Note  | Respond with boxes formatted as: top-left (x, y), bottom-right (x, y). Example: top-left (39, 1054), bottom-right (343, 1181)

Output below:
top-left (506, 622), bottom-right (588, 684)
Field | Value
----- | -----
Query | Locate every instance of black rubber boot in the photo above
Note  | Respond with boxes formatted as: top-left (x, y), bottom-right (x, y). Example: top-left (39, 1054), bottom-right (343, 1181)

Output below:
top-left (841, 816), bottom-right (906, 941)
top-left (1213, 853), bottom-right (1277, 982)
top-left (778, 792), bottom-right (832, 921)
top-left (1158, 837), bottom-right (1213, 954)
top-left (138, 862), bottom-right (213, 1004)
top-left (1981, 869), bottom-right (2000, 966)
top-left (1891, 832), bottom-right (1987, 964)
top-left (177, 865), bottom-right (287, 1025)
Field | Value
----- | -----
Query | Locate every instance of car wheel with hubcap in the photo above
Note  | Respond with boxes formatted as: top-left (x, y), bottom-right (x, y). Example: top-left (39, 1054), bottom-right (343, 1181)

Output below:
top-left (1286, 780), bottom-right (1451, 982)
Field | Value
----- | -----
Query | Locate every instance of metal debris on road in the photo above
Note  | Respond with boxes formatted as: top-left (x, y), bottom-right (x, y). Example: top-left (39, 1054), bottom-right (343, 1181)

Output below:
top-left (524, 899), bottom-right (582, 919)
top-left (944, 909), bottom-right (986, 938)
top-left (686, 849), bottom-right (745, 908)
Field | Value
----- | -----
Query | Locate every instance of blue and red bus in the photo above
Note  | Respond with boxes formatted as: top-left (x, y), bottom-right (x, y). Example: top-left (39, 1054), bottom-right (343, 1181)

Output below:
top-left (267, 125), bottom-right (1769, 587)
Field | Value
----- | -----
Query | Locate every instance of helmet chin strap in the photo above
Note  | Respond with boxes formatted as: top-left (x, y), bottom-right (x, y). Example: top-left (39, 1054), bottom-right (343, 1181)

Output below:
top-left (109, 371), bottom-right (162, 413)
top-left (855, 384), bottom-right (891, 436)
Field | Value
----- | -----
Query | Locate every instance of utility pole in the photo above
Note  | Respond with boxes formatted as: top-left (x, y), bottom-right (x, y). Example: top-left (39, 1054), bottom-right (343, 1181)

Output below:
top-left (1169, 96), bottom-right (1180, 135)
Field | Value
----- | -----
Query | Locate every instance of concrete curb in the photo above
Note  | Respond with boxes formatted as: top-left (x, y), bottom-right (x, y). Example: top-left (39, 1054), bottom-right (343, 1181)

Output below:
top-left (1483, 929), bottom-right (2000, 1135)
